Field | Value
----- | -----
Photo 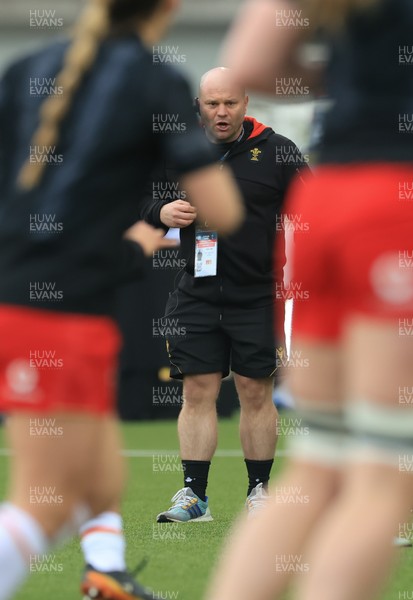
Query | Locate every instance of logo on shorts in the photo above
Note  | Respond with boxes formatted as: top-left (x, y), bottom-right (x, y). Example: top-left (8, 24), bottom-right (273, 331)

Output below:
top-left (6, 359), bottom-right (39, 397)
top-left (276, 347), bottom-right (286, 360)
top-left (370, 253), bottom-right (413, 306)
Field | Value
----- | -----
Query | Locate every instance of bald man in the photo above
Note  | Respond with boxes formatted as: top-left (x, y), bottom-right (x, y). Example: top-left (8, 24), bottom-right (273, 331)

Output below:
top-left (142, 67), bottom-right (310, 522)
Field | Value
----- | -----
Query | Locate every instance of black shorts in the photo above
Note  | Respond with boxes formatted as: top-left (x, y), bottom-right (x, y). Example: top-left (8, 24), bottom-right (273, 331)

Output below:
top-left (163, 289), bottom-right (281, 380)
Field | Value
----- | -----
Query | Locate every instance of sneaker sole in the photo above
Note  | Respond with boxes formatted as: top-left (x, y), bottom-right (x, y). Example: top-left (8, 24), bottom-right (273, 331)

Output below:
top-left (156, 508), bottom-right (213, 523)
top-left (394, 537), bottom-right (413, 547)
top-left (81, 572), bottom-right (152, 600)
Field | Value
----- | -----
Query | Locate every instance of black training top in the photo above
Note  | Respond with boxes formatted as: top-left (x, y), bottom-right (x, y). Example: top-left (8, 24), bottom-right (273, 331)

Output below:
top-left (142, 117), bottom-right (310, 307)
top-left (0, 34), bottom-right (214, 316)
top-left (319, 0), bottom-right (413, 164)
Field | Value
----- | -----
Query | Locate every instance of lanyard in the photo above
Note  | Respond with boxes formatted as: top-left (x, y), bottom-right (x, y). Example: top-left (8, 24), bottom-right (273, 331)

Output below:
top-left (219, 126), bottom-right (245, 168)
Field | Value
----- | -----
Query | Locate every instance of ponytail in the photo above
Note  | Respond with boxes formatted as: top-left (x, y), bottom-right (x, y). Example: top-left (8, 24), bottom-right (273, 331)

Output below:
top-left (18, 0), bottom-right (111, 190)
top-left (18, 0), bottom-right (165, 190)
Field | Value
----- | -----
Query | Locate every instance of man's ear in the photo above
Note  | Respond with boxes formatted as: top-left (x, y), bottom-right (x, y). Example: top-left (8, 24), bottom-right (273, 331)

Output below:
top-left (194, 97), bottom-right (201, 116)
top-left (244, 95), bottom-right (249, 114)
top-left (197, 98), bottom-right (206, 126)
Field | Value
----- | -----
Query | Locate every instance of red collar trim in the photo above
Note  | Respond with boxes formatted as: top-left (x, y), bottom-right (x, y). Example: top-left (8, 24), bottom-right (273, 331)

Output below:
top-left (245, 116), bottom-right (269, 140)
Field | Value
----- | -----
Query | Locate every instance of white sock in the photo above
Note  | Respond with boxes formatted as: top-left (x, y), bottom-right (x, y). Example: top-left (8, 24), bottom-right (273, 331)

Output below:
top-left (0, 503), bottom-right (49, 600)
top-left (80, 512), bottom-right (126, 572)
top-left (52, 503), bottom-right (91, 547)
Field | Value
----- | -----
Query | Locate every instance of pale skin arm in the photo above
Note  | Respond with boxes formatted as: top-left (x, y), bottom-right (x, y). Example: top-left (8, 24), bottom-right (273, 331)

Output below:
top-left (221, 0), bottom-right (324, 97)
top-left (180, 163), bottom-right (244, 235)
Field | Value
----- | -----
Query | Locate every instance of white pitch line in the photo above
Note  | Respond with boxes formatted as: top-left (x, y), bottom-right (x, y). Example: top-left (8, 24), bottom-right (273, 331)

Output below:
top-left (121, 449), bottom-right (292, 458)
top-left (0, 448), bottom-right (291, 458)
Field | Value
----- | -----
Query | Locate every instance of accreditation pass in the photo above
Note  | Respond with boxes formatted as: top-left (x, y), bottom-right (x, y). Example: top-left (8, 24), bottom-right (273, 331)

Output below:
top-left (194, 230), bottom-right (218, 278)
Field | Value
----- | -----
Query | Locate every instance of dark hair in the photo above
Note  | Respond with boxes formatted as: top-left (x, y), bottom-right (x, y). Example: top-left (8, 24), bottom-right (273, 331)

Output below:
top-left (18, 0), bottom-right (164, 190)
top-left (109, 0), bottom-right (163, 24)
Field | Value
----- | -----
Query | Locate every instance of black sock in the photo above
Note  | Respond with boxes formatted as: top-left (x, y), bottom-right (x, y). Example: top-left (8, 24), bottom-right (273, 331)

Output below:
top-left (181, 460), bottom-right (211, 502)
top-left (245, 459), bottom-right (274, 496)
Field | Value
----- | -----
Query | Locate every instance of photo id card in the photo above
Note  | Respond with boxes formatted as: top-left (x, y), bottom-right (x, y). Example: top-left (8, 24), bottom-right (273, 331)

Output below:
top-left (194, 230), bottom-right (218, 278)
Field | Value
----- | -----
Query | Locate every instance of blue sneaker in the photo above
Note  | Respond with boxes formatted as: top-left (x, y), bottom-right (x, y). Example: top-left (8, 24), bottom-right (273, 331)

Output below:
top-left (156, 487), bottom-right (213, 523)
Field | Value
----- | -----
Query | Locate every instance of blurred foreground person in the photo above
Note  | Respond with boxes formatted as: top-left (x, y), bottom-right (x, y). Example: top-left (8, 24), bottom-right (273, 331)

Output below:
top-left (207, 1), bottom-right (413, 600)
top-left (0, 0), bottom-right (243, 598)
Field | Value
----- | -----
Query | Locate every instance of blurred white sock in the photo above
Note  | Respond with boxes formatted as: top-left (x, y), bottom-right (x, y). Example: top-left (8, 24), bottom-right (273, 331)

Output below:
top-left (0, 503), bottom-right (49, 600)
top-left (80, 511), bottom-right (126, 572)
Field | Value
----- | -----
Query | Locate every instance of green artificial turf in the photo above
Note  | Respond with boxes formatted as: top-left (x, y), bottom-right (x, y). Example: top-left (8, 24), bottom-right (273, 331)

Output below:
top-left (0, 416), bottom-right (410, 600)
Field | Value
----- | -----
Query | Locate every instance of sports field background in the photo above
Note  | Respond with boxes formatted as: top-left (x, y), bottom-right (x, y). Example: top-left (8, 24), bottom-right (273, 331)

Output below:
top-left (0, 415), bottom-right (412, 600)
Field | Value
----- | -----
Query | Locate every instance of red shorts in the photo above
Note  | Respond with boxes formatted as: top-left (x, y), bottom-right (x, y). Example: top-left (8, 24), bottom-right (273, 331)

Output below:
top-left (280, 164), bottom-right (413, 341)
top-left (0, 305), bottom-right (121, 414)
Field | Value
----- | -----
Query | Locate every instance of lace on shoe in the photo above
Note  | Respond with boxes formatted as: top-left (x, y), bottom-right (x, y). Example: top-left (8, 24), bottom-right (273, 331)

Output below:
top-left (130, 556), bottom-right (149, 578)
top-left (169, 487), bottom-right (197, 510)
top-left (247, 483), bottom-right (268, 514)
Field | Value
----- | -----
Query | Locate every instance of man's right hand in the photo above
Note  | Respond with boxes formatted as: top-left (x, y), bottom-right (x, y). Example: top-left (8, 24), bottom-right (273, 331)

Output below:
top-left (160, 200), bottom-right (197, 228)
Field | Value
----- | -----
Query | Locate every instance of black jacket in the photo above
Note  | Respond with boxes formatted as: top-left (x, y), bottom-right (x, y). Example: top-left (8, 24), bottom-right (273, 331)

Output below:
top-left (319, 0), bottom-right (413, 164)
top-left (0, 35), bottom-right (214, 316)
top-left (142, 117), bottom-right (310, 307)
